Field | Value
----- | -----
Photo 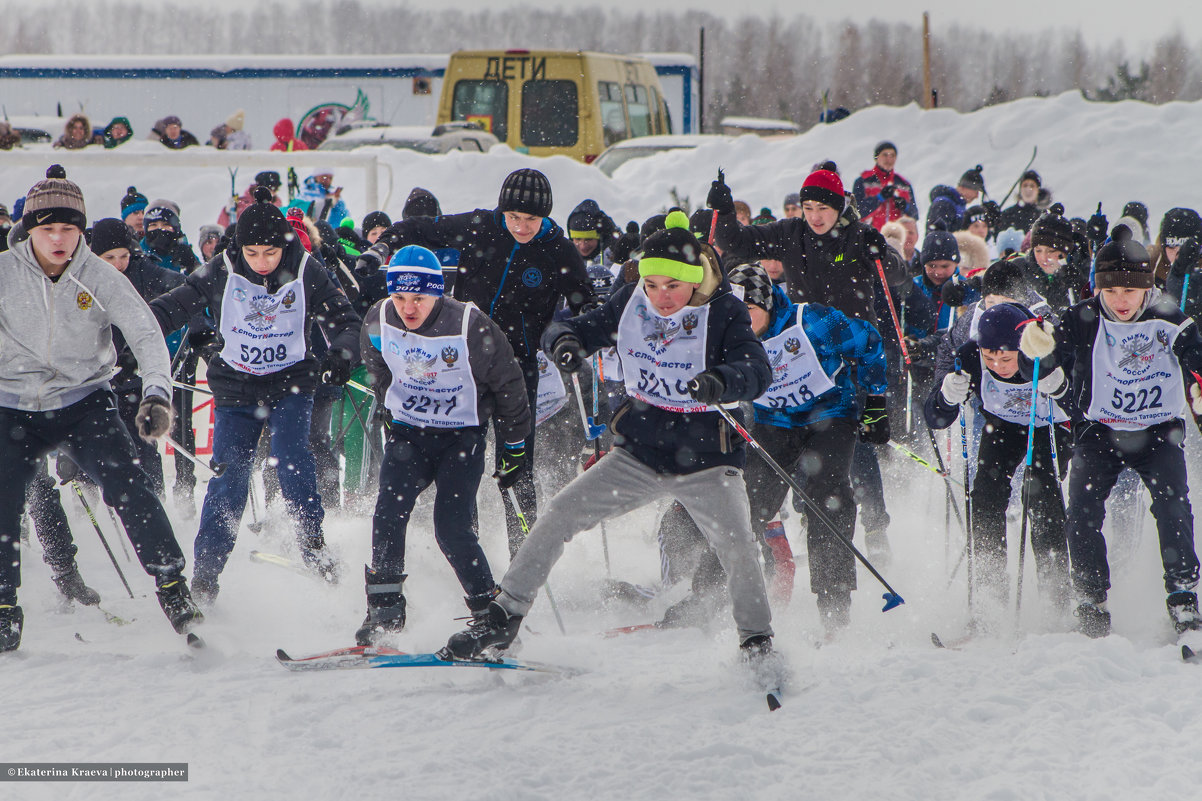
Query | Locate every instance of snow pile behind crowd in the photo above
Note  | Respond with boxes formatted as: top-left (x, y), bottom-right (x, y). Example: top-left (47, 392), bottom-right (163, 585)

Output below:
top-left (4, 90), bottom-right (1202, 801)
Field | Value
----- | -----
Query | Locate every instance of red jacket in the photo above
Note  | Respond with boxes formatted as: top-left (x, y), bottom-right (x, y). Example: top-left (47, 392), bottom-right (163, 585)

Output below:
top-left (853, 166), bottom-right (918, 230)
top-left (270, 118), bottom-right (308, 152)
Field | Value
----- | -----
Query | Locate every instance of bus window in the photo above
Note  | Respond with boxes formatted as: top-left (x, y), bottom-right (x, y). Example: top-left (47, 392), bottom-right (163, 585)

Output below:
top-left (598, 81), bottom-right (627, 147)
top-left (452, 80), bottom-right (508, 141)
top-left (625, 84), bottom-right (651, 138)
top-left (521, 80), bottom-right (579, 147)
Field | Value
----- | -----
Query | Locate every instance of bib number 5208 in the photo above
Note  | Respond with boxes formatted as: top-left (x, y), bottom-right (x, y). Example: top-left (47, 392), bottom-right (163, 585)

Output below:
top-left (240, 343), bottom-right (288, 365)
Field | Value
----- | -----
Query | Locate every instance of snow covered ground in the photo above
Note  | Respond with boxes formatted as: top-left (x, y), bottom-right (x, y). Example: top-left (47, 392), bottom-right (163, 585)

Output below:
top-left (5, 90), bottom-right (1202, 800)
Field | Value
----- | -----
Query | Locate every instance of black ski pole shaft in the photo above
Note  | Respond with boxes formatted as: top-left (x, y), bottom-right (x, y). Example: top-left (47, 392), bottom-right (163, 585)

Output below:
top-left (956, 358), bottom-right (974, 614)
top-left (171, 380), bottom-right (212, 395)
top-left (714, 405), bottom-right (904, 610)
top-left (164, 434), bottom-right (225, 476)
top-left (1015, 357), bottom-right (1041, 624)
top-left (69, 481), bottom-right (134, 599)
top-left (997, 145), bottom-right (1038, 209)
top-left (591, 355), bottom-right (611, 577)
top-left (504, 486), bottom-right (567, 634)
top-left (103, 503), bottom-right (133, 563)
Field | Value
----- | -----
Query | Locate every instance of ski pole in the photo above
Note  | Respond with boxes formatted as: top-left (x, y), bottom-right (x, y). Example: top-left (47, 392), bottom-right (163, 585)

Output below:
top-left (68, 480), bottom-right (134, 599)
top-left (103, 503), bottom-right (133, 563)
top-left (997, 145), bottom-right (1038, 208)
top-left (592, 355), bottom-right (611, 577)
top-left (164, 434), bottom-right (226, 477)
top-left (570, 372), bottom-right (606, 441)
top-left (247, 474), bottom-right (264, 534)
top-left (956, 358), bottom-right (974, 613)
top-left (708, 168), bottom-right (723, 245)
top-left (886, 441), bottom-right (964, 487)
top-left (1015, 356), bottom-right (1040, 624)
top-left (172, 380), bottom-right (212, 395)
top-left (505, 486), bottom-right (567, 634)
top-left (1181, 274), bottom-right (1190, 314)
top-left (714, 405), bottom-right (904, 611)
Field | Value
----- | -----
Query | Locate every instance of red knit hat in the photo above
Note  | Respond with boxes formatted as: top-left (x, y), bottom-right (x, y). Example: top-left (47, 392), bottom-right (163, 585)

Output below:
top-left (799, 169), bottom-right (845, 213)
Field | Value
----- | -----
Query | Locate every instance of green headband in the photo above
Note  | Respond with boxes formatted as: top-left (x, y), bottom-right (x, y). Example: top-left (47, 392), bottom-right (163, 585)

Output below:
top-left (569, 229), bottom-right (599, 240)
top-left (638, 257), bottom-right (704, 284)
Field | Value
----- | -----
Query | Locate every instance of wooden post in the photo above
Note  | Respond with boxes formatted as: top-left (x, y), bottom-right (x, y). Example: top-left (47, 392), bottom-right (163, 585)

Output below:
top-left (698, 27), bottom-right (706, 133)
top-left (922, 12), bottom-right (933, 109)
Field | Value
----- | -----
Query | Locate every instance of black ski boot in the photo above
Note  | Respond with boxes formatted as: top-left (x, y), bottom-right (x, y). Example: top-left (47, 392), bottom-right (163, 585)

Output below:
top-left (156, 576), bottom-right (204, 634)
top-left (301, 537), bottom-right (340, 585)
top-left (354, 568), bottom-right (406, 646)
top-left (53, 564), bottom-right (100, 606)
top-left (1167, 591), bottom-right (1201, 634)
top-left (1074, 601), bottom-right (1110, 638)
top-left (0, 605), bottom-right (23, 652)
top-left (739, 633), bottom-right (774, 660)
top-left (191, 575), bottom-right (220, 608)
top-left (464, 587), bottom-right (501, 620)
top-left (440, 601), bottom-right (523, 661)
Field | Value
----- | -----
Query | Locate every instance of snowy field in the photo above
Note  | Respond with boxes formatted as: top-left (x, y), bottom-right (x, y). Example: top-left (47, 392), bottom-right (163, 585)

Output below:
top-left (5, 91), bottom-right (1202, 800)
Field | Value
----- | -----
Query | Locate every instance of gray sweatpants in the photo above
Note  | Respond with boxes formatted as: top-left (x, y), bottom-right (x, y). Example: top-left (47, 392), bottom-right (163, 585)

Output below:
top-left (498, 447), bottom-right (773, 641)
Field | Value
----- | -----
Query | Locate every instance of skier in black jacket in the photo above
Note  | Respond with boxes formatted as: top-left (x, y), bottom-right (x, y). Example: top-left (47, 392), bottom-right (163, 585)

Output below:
top-left (356, 168), bottom-right (595, 550)
top-left (150, 188), bottom-right (361, 603)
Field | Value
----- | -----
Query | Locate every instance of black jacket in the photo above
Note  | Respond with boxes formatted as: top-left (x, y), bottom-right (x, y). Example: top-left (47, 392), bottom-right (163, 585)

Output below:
top-left (541, 276), bottom-right (770, 474)
top-left (112, 251), bottom-right (186, 394)
top-left (712, 211), bottom-right (908, 330)
top-left (380, 209), bottom-right (595, 363)
top-left (150, 238), bottom-right (361, 407)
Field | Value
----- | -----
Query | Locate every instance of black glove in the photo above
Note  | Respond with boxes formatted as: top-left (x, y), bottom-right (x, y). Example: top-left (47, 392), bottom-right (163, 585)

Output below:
top-left (941, 278), bottom-right (967, 308)
top-left (113, 348), bottom-right (139, 383)
top-left (859, 394), bottom-right (891, 444)
top-left (982, 200), bottom-right (1002, 232)
top-left (187, 329), bottom-right (223, 362)
top-left (1087, 203), bottom-right (1108, 246)
top-left (686, 369), bottom-right (725, 404)
top-left (879, 183), bottom-right (896, 200)
top-left (550, 334), bottom-right (586, 373)
top-left (354, 241), bottom-right (391, 278)
top-left (864, 226), bottom-right (889, 258)
top-left (55, 453), bottom-right (80, 485)
top-left (611, 221), bottom-right (641, 264)
top-left (135, 395), bottom-right (174, 442)
top-left (320, 349), bottom-right (352, 386)
top-left (1176, 237), bottom-right (1202, 274)
top-left (706, 168), bottom-right (734, 216)
top-left (494, 442), bottom-right (529, 490)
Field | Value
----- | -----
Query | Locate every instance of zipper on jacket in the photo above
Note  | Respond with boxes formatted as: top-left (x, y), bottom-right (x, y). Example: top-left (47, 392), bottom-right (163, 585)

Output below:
top-left (489, 242), bottom-right (521, 316)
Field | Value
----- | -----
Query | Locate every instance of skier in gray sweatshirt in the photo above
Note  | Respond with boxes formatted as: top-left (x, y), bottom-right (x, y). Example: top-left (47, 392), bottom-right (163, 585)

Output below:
top-left (0, 166), bottom-right (203, 651)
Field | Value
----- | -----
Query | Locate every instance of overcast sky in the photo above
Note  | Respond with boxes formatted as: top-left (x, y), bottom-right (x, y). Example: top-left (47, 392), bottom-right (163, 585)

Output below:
top-left (383, 0), bottom-right (1197, 50)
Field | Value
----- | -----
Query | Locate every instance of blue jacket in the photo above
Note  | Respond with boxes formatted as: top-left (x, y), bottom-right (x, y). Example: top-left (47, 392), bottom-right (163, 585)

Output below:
top-left (754, 285), bottom-right (887, 430)
top-left (541, 277), bottom-right (770, 474)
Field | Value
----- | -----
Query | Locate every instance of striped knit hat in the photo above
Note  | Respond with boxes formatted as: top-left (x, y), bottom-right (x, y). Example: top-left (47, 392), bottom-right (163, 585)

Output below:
top-left (726, 263), bottom-right (775, 312)
top-left (23, 165), bottom-right (86, 230)
top-left (387, 245), bottom-right (444, 296)
top-left (498, 168), bottom-right (552, 218)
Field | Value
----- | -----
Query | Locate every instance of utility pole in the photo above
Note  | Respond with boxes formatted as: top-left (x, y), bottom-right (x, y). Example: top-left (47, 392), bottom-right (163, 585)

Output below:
top-left (922, 12), bottom-right (933, 109)
top-left (698, 27), bottom-right (706, 133)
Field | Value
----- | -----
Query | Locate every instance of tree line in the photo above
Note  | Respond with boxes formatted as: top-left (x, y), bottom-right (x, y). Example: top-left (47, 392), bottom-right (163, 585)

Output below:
top-left (3, 2), bottom-right (1196, 132)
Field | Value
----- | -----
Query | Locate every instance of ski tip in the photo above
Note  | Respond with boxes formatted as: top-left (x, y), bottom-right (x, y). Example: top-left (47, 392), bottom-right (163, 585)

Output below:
top-left (931, 632), bottom-right (946, 648)
top-left (186, 632), bottom-right (205, 650)
top-left (276, 648), bottom-right (292, 662)
top-left (766, 690), bottom-right (783, 712)
top-left (1184, 645), bottom-right (1197, 662)
top-left (881, 593), bottom-right (905, 612)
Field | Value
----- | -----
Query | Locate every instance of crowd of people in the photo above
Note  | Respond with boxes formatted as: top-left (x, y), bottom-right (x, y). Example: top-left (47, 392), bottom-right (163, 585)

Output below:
top-left (0, 110), bottom-right (319, 151)
top-left (2, 138), bottom-right (1201, 669)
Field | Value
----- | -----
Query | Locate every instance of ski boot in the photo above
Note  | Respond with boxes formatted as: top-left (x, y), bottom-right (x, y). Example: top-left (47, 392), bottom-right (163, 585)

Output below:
top-left (0, 605), bottom-right (23, 652)
top-left (1167, 591), bottom-right (1201, 634)
top-left (191, 575), bottom-right (220, 608)
top-left (1074, 600), bottom-right (1110, 638)
top-left (52, 564), bottom-right (101, 606)
top-left (739, 633), bottom-right (774, 661)
top-left (156, 576), bottom-right (204, 634)
top-left (300, 537), bottom-right (340, 585)
top-left (464, 587), bottom-right (501, 621)
top-left (354, 568), bottom-right (406, 646)
top-left (439, 601), bottom-right (523, 661)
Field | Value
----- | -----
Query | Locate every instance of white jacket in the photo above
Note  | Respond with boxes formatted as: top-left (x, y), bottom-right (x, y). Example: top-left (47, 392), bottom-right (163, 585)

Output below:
top-left (0, 237), bottom-right (170, 411)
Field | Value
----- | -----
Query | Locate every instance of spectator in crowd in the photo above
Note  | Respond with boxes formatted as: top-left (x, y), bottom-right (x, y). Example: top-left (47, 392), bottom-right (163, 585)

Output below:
top-left (853, 141), bottom-right (919, 231)
top-left (271, 118), bottom-right (308, 152)
top-left (54, 114), bottom-right (98, 149)
top-left (102, 117), bottom-right (133, 149)
top-left (157, 115), bottom-right (200, 149)
top-left (209, 109), bottom-right (251, 150)
top-left (121, 186), bottom-right (149, 239)
top-left (782, 193), bottom-right (801, 219)
top-left (0, 121), bottom-right (19, 150)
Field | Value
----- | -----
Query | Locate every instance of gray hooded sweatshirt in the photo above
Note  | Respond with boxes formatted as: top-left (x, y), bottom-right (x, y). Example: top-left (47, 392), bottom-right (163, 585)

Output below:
top-left (0, 236), bottom-right (170, 412)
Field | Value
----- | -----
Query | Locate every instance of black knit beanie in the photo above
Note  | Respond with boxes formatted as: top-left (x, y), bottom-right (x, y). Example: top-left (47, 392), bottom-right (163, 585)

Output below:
top-left (361, 211), bottom-right (392, 233)
top-left (1030, 204), bottom-right (1074, 253)
top-left (89, 218), bottom-right (133, 256)
top-left (498, 168), bottom-right (552, 217)
top-left (236, 186), bottom-right (289, 248)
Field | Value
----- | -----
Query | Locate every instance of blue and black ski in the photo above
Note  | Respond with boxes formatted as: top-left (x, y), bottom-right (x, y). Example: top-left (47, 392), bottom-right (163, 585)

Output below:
top-left (275, 645), bottom-right (573, 675)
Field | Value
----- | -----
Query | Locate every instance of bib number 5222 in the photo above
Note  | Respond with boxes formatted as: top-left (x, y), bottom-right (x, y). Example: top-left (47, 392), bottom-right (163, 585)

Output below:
top-left (1111, 386), bottom-right (1162, 414)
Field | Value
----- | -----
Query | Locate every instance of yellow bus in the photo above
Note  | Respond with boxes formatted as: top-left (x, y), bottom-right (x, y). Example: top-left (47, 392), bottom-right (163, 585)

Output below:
top-left (437, 49), bottom-right (673, 163)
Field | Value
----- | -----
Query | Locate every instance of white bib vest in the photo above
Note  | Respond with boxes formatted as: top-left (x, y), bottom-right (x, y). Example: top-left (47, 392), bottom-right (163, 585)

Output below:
top-left (218, 260), bottom-right (308, 376)
top-left (381, 304), bottom-right (480, 429)
top-left (978, 355), bottom-right (1068, 427)
top-left (617, 285), bottom-right (712, 413)
top-left (1086, 316), bottom-right (1186, 431)
top-left (534, 350), bottom-right (569, 425)
top-left (753, 304), bottom-right (837, 411)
